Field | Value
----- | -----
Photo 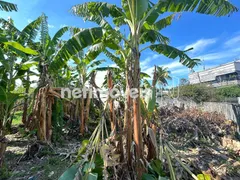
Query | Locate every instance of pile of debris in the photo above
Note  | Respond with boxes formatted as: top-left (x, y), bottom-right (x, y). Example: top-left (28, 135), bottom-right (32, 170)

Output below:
top-left (157, 107), bottom-right (240, 179)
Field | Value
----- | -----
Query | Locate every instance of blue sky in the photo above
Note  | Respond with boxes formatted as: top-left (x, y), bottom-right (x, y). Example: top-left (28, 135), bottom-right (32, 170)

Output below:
top-left (1, 0), bottom-right (240, 87)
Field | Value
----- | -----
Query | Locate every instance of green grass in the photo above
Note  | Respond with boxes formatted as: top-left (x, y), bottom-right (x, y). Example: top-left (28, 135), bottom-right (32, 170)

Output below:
top-left (12, 111), bottom-right (23, 125)
top-left (0, 164), bottom-right (12, 180)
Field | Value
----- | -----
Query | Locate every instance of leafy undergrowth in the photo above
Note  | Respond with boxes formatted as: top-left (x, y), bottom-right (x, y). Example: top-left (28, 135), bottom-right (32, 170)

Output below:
top-left (3, 129), bottom-right (81, 180)
top-left (12, 111), bottom-right (23, 126)
top-left (157, 107), bottom-right (240, 179)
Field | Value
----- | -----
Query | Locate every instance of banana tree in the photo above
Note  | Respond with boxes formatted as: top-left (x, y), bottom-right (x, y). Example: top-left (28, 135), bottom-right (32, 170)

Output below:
top-left (0, 0), bottom-right (17, 12)
top-left (0, 17), bottom-right (40, 118)
top-left (71, 0), bottom-right (238, 177)
top-left (144, 66), bottom-right (172, 119)
top-left (0, 30), bottom-right (38, 167)
top-left (26, 13), bottom-right (105, 142)
top-left (70, 51), bottom-right (105, 135)
top-left (1, 16), bottom-right (43, 126)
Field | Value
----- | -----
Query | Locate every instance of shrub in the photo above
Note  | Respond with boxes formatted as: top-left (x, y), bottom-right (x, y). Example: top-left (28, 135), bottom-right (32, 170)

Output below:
top-left (174, 84), bottom-right (240, 103)
top-left (216, 85), bottom-right (240, 98)
top-left (176, 84), bottom-right (217, 103)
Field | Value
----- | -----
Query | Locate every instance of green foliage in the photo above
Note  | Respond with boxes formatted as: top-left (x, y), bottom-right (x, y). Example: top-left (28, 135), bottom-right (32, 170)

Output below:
top-left (0, 164), bottom-right (11, 180)
top-left (13, 86), bottom-right (35, 94)
top-left (216, 85), bottom-right (240, 98)
top-left (155, 66), bottom-right (172, 85)
top-left (0, 85), bottom-right (23, 128)
top-left (142, 159), bottom-right (167, 180)
top-left (150, 45), bottom-right (200, 69)
top-left (154, 0), bottom-right (238, 17)
top-left (4, 42), bottom-right (38, 55)
top-left (60, 153), bottom-right (103, 180)
top-left (18, 16), bottom-right (42, 44)
top-left (50, 27), bottom-right (103, 72)
top-left (12, 111), bottom-right (23, 125)
top-left (176, 84), bottom-right (217, 103)
top-left (197, 174), bottom-right (211, 180)
top-left (146, 87), bottom-right (156, 114)
top-left (52, 99), bottom-right (64, 142)
top-left (59, 164), bottom-right (79, 180)
top-left (19, 61), bottom-right (38, 70)
top-left (18, 127), bottom-right (37, 137)
top-left (176, 84), bottom-right (240, 103)
top-left (0, 18), bottom-right (40, 133)
top-left (0, 0), bottom-right (17, 12)
top-left (77, 139), bottom-right (90, 160)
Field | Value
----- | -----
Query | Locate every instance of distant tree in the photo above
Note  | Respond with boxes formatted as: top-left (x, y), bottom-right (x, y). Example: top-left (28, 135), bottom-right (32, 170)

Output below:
top-left (180, 78), bottom-right (189, 86)
top-left (155, 66), bottom-right (172, 86)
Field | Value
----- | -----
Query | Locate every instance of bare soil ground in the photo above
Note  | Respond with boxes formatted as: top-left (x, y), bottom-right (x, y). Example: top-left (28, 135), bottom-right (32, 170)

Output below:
top-left (2, 127), bottom-right (81, 180)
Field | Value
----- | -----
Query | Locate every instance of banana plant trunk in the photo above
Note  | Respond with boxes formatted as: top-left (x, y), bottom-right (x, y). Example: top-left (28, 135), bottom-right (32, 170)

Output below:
top-left (132, 48), bottom-right (144, 168)
top-left (46, 97), bottom-right (53, 142)
top-left (124, 61), bottom-right (133, 166)
top-left (84, 90), bottom-right (92, 133)
top-left (0, 105), bottom-right (7, 168)
top-left (130, 29), bottom-right (144, 177)
top-left (107, 70), bottom-right (116, 132)
top-left (22, 71), bottom-right (30, 125)
top-left (80, 97), bottom-right (85, 135)
top-left (38, 88), bottom-right (47, 141)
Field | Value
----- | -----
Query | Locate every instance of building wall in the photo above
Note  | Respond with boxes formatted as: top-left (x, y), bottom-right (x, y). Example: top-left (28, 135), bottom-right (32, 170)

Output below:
top-left (235, 61), bottom-right (240, 71)
top-left (212, 80), bottom-right (240, 87)
top-left (189, 62), bottom-right (238, 84)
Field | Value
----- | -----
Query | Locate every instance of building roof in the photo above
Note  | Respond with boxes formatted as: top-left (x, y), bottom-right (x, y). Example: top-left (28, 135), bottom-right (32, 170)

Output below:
top-left (190, 59), bottom-right (240, 74)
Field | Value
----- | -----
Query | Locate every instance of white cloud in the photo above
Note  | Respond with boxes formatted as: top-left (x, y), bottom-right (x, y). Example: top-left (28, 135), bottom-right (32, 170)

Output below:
top-left (27, 19), bottom-right (33, 23)
top-left (140, 54), bottom-right (160, 70)
top-left (163, 61), bottom-right (183, 69)
top-left (196, 46), bottom-right (240, 61)
top-left (140, 58), bottom-right (151, 70)
top-left (60, 24), bottom-right (67, 28)
top-left (171, 68), bottom-right (189, 75)
top-left (225, 35), bottom-right (240, 47)
top-left (184, 38), bottom-right (217, 54)
top-left (48, 24), bottom-right (55, 28)
top-left (143, 67), bottom-right (154, 80)
top-left (232, 47), bottom-right (240, 53)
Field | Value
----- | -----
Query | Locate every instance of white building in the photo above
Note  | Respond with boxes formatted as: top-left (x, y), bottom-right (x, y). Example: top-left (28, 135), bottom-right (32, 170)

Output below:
top-left (189, 60), bottom-right (240, 87)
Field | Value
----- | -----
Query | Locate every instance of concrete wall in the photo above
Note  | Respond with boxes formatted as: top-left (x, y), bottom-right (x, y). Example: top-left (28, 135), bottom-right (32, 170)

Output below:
top-left (212, 80), bottom-right (240, 87)
top-left (158, 98), bottom-right (240, 124)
